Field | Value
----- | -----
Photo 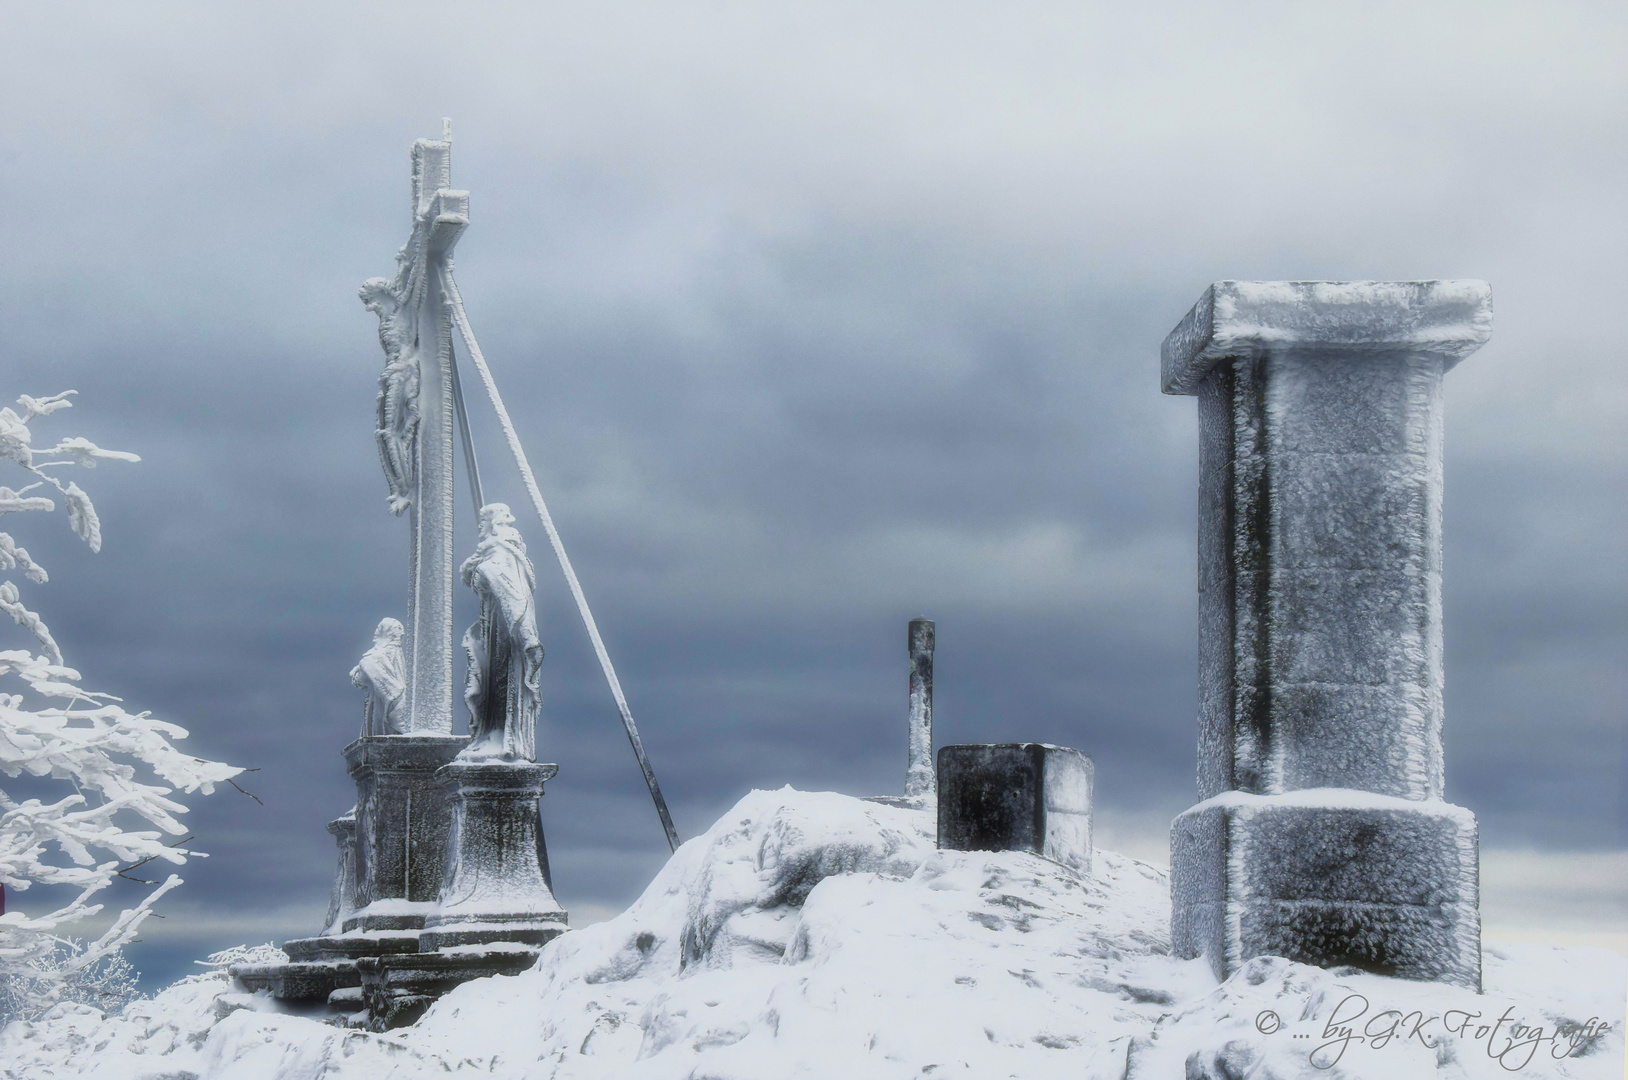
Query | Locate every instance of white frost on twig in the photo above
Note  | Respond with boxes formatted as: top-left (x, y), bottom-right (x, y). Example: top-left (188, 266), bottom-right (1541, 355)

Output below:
top-left (36, 438), bottom-right (141, 469)
top-left (0, 390), bottom-right (240, 1013)
top-left (61, 483), bottom-right (101, 553)
top-left (0, 534), bottom-right (47, 584)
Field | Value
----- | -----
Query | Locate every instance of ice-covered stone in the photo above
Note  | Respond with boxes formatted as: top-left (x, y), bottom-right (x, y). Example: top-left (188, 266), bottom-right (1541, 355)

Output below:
top-left (1161, 280), bottom-right (1489, 987)
top-left (322, 809), bottom-right (358, 936)
top-left (1171, 789), bottom-right (1480, 989)
top-left (905, 616), bottom-right (935, 801)
top-left (865, 616), bottom-right (937, 809)
top-left (937, 743), bottom-right (1093, 874)
top-left (344, 734), bottom-right (469, 932)
top-left (419, 760), bottom-right (567, 953)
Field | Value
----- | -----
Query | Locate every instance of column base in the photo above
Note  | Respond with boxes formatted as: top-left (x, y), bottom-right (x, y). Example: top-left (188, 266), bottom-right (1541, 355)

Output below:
top-left (419, 759), bottom-right (569, 953)
top-left (1171, 790), bottom-right (1480, 990)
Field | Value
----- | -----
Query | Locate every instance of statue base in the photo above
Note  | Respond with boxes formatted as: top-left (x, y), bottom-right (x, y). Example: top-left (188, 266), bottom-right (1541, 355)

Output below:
top-left (231, 735), bottom-right (470, 1006)
top-left (343, 735), bottom-right (471, 931)
top-left (418, 758), bottom-right (569, 951)
top-left (1170, 789), bottom-right (1481, 990)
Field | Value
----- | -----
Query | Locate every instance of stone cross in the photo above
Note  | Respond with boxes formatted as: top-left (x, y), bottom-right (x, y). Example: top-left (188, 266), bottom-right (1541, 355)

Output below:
top-left (360, 126), bottom-right (470, 734)
top-left (1161, 281), bottom-right (1489, 989)
top-left (905, 617), bottom-right (936, 801)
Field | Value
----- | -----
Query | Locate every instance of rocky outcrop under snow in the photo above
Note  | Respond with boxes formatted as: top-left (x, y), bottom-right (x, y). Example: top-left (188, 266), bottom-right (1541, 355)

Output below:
top-left (2, 788), bottom-right (1621, 1079)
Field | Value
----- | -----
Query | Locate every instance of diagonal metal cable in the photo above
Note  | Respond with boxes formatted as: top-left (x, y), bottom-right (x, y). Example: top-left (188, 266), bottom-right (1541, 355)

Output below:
top-left (440, 262), bottom-right (681, 854)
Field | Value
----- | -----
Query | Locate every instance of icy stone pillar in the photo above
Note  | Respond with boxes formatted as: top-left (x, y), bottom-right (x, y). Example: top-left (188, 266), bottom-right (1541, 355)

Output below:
top-left (419, 760), bottom-right (568, 952)
top-left (322, 811), bottom-right (359, 937)
top-left (905, 617), bottom-right (936, 802)
top-left (1162, 281), bottom-right (1490, 989)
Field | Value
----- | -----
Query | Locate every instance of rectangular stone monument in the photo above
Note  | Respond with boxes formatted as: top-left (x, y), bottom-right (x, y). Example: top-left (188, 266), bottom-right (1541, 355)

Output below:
top-left (937, 743), bottom-right (1093, 874)
top-left (1162, 280), bottom-right (1489, 990)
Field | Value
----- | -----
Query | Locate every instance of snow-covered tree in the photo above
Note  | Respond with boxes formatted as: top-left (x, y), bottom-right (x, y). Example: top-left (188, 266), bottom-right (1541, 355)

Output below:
top-left (0, 935), bottom-right (139, 1026)
top-left (0, 391), bottom-right (242, 1016)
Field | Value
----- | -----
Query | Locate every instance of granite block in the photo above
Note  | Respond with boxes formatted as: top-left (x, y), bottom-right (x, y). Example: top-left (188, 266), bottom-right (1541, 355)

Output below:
top-left (936, 743), bottom-right (1093, 875)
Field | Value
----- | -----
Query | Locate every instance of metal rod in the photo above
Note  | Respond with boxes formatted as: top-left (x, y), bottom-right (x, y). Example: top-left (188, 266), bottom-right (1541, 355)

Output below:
top-left (449, 345), bottom-right (485, 518)
top-left (440, 263), bottom-right (681, 853)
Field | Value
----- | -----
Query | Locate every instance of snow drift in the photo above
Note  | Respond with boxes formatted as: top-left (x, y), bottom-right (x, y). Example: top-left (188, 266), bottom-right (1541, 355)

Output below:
top-left (2, 787), bottom-right (1621, 1079)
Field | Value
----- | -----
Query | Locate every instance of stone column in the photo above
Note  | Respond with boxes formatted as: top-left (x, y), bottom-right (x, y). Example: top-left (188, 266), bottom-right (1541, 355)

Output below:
top-left (905, 617), bottom-right (936, 802)
top-left (344, 734), bottom-right (469, 934)
top-left (419, 760), bottom-right (568, 952)
top-left (322, 811), bottom-right (358, 937)
top-left (1162, 280), bottom-right (1490, 989)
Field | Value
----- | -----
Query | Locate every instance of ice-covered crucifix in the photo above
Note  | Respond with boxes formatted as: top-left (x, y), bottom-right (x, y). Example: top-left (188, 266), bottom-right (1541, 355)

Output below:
top-left (358, 122), bottom-right (469, 735)
top-left (358, 121), bottom-right (681, 852)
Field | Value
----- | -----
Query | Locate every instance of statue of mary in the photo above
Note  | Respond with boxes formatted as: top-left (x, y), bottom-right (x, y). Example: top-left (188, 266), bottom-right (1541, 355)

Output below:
top-left (460, 503), bottom-right (543, 761)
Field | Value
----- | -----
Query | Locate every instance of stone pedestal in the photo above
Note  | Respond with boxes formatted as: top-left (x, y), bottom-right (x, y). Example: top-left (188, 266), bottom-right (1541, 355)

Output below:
top-left (344, 734), bottom-right (469, 933)
top-left (937, 743), bottom-right (1093, 874)
top-left (1161, 281), bottom-right (1490, 989)
top-left (321, 811), bottom-right (358, 936)
top-left (419, 759), bottom-right (568, 951)
top-left (234, 737), bottom-right (469, 1006)
top-left (1172, 791), bottom-right (1479, 986)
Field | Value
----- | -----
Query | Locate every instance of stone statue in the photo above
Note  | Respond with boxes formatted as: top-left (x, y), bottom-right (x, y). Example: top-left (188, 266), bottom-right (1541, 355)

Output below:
top-left (359, 270), bottom-right (421, 516)
top-left (460, 503), bottom-right (542, 761)
top-left (351, 617), bottom-right (408, 736)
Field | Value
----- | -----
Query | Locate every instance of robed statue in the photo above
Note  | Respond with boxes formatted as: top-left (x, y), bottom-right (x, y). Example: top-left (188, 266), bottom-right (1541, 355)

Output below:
top-left (461, 503), bottom-right (543, 761)
top-left (351, 617), bottom-right (407, 736)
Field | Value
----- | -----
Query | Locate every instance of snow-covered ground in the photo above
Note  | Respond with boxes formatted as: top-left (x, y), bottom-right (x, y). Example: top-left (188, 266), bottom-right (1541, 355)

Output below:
top-left (3, 788), bottom-right (1621, 1079)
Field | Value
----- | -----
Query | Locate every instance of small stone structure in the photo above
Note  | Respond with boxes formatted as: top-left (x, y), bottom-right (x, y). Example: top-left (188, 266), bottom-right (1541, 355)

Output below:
top-left (937, 743), bottom-right (1093, 875)
top-left (234, 131), bottom-right (567, 1028)
top-left (1161, 280), bottom-right (1488, 990)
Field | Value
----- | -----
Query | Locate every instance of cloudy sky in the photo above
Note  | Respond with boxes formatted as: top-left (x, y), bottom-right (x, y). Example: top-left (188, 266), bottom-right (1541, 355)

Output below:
top-left (2, 2), bottom-right (1623, 988)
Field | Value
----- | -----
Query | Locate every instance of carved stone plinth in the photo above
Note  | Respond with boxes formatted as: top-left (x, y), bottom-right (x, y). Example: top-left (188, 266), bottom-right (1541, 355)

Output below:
top-left (419, 759), bottom-right (568, 951)
top-left (1161, 281), bottom-right (1489, 988)
top-left (936, 743), bottom-right (1093, 875)
top-left (343, 734), bottom-right (469, 934)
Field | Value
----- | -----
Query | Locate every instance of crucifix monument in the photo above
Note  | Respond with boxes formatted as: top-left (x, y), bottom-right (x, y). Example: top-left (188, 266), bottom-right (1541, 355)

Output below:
top-left (357, 122), bottom-right (468, 735)
top-left (233, 126), bottom-right (586, 1028)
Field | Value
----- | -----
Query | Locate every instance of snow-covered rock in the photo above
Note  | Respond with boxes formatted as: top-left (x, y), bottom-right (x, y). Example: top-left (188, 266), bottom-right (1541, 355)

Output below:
top-left (3, 788), bottom-right (1621, 1079)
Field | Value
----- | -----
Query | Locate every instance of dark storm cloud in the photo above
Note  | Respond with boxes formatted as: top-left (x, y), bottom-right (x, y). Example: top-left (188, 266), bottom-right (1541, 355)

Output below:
top-left (1, 2), bottom-right (1622, 984)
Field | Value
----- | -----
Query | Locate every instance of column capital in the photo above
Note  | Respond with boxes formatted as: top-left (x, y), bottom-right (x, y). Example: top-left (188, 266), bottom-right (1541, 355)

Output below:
top-left (1161, 280), bottom-right (1493, 396)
